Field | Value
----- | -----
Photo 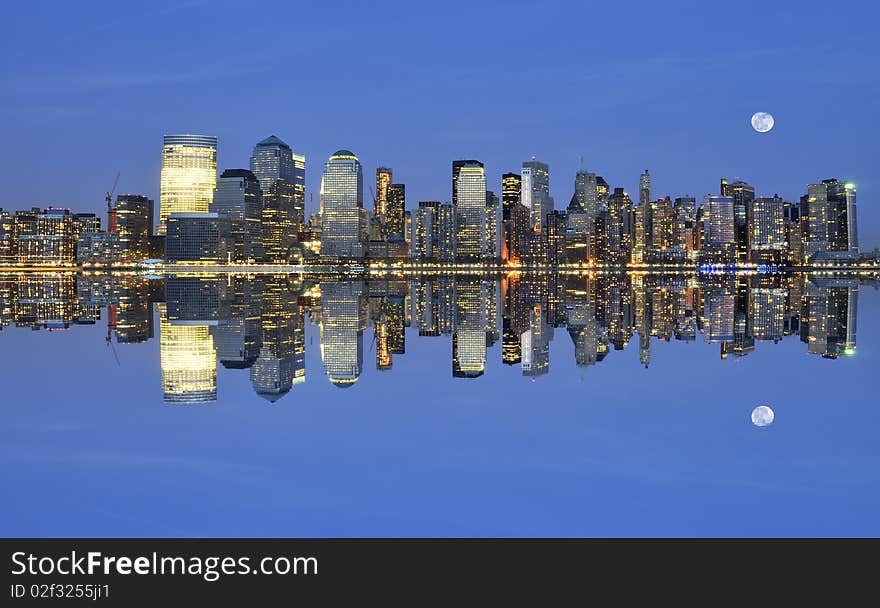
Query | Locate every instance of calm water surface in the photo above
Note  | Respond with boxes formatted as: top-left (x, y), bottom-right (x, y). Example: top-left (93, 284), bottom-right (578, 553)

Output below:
top-left (1, 272), bottom-right (878, 537)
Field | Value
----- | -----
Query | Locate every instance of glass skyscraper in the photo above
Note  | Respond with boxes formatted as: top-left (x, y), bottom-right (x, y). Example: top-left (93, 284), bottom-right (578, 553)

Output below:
top-left (320, 150), bottom-right (365, 259)
top-left (115, 194), bottom-right (154, 260)
top-left (250, 136), bottom-right (301, 262)
top-left (375, 167), bottom-right (392, 218)
top-left (212, 169), bottom-right (263, 262)
top-left (320, 280), bottom-right (366, 387)
top-left (158, 303), bottom-right (217, 404)
top-left (521, 158), bottom-right (551, 232)
top-left (159, 134), bottom-right (217, 235)
top-left (454, 162), bottom-right (486, 260)
top-left (703, 195), bottom-right (736, 249)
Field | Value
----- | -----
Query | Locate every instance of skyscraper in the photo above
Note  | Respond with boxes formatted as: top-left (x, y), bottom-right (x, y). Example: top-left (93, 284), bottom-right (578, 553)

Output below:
top-left (159, 134), bottom-right (217, 235)
top-left (0, 209), bottom-right (15, 264)
top-left (454, 162), bottom-right (487, 260)
top-left (415, 201), bottom-right (440, 260)
top-left (386, 183), bottom-right (406, 241)
top-left (749, 195), bottom-right (786, 258)
top-left (501, 173), bottom-right (523, 263)
top-left (320, 150), bottom-right (365, 259)
top-left (521, 158), bottom-right (551, 232)
top-left (802, 179), bottom-right (858, 258)
top-left (438, 203), bottom-right (455, 262)
top-left (212, 169), bottom-right (263, 262)
top-left (251, 136), bottom-right (300, 262)
top-left (17, 207), bottom-right (77, 265)
top-left (293, 152), bottom-right (306, 221)
top-left (452, 160), bottom-right (483, 208)
top-left (721, 178), bottom-right (755, 262)
top-left (702, 195), bottom-right (736, 260)
top-left (251, 135), bottom-right (295, 193)
top-left (501, 173), bottom-right (522, 216)
top-left (574, 169), bottom-right (599, 217)
top-left (565, 193), bottom-right (592, 264)
top-left (114, 194), bottom-right (154, 260)
top-left (375, 167), bottom-right (392, 218)
top-left (639, 170), bottom-right (651, 207)
top-left (165, 213), bottom-right (231, 263)
top-left (634, 170), bottom-right (651, 263)
top-left (606, 188), bottom-right (633, 264)
top-left (485, 190), bottom-right (499, 261)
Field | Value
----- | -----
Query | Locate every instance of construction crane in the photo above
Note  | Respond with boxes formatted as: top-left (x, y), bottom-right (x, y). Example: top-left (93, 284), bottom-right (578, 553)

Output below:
top-left (106, 172), bottom-right (120, 233)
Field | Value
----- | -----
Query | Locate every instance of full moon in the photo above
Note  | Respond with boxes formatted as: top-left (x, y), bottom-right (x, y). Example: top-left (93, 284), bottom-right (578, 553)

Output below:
top-left (751, 405), bottom-right (775, 427)
top-left (751, 112), bottom-right (774, 133)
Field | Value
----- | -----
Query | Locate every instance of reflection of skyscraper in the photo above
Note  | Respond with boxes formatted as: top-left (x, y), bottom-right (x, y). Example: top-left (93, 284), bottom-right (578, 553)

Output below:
top-left (375, 315), bottom-right (392, 371)
top-left (415, 279), bottom-right (440, 336)
top-left (211, 277), bottom-right (262, 369)
top-left (114, 278), bottom-right (155, 344)
top-left (749, 286), bottom-right (786, 342)
top-left (159, 134), bottom-right (217, 235)
top-left (320, 151), bottom-right (366, 259)
top-left (452, 278), bottom-right (486, 378)
top-left (159, 303), bottom-right (217, 404)
top-left (702, 283), bottom-right (735, 344)
top-left (521, 302), bottom-right (550, 377)
top-left (502, 317), bottom-right (521, 365)
top-left (386, 295), bottom-right (406, 354)
top-left (320, 281), bottom-right (366, 387)
top-left (801, 278), bottom-right (858, 358)
top-left (250, 278), bottom-right (305, 401)
top-left (565, 276), bottom-right (600, 368)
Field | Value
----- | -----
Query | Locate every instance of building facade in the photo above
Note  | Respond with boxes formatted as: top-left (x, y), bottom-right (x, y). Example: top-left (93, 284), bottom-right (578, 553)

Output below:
top-left (320, 150), bottom-right (366, 259)
top-left (159, 134), bottom-right (217, 235)
top-left (212, 169), bottom-right (263, 262)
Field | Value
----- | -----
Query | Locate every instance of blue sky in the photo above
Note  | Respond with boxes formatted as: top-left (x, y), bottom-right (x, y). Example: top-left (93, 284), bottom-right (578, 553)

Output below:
top-left (2, 0), bottom-right (878, 245)
top-left (2, 286), bottom-right (879, 536)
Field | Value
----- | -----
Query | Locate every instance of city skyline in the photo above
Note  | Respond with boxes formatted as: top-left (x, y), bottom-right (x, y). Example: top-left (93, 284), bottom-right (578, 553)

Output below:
top-left (0, 132), bottom-right (872, 269)
top-left (2, 3), bottom-right (878, 248)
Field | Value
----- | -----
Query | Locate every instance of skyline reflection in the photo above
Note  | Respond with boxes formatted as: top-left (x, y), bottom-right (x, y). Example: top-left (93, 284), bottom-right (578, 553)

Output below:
top-left (0, 272), bottom-right (871, 404)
